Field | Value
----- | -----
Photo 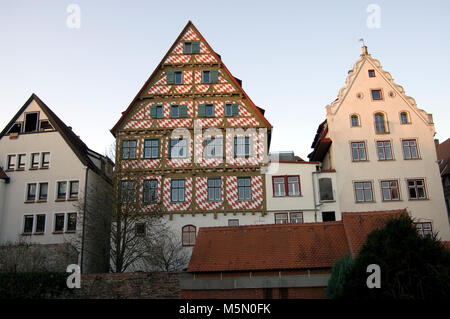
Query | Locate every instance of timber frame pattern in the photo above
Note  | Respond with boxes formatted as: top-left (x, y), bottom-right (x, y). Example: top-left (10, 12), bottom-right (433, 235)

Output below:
top-left (111, 21), bottom-right (272, 219)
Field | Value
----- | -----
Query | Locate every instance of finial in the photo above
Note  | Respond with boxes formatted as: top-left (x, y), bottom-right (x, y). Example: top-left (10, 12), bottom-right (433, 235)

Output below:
top-left (359, 38), bottom-right (368, 55)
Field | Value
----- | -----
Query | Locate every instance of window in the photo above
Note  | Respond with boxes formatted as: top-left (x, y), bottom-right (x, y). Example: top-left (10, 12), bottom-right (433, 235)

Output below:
top-left (371, 89), bottom-right (383, 100)
top-left (26, 183), bottom-right (37, 201)
top-left (228, 219), bottom-right (239, 226)
top-left (374, 113), bottom-right (388, 133)
top-left (201, 70), bottom-right (218, 84)
top-left (207, 178), bottom-right (221, 201)
top-left (234, 136), bottom-right (251, 158)
top-left (54, 214), bottom-right (65, 232)
top-left (415, 222), bottom-right (432, 237)
top-left (351, 142), bottom-right (367, 161)
top-left (290, 212), bottom-right (303, 223)
top-left (67, 213), bottom-right (77, 232)
top-left (182, 225), bottom-right (196, 246)
top-left (171, 105), bottom-right (179, 118)
top-left (402, 139), bottom-right (419, 159)
top-left (39, 120), bottom-right (53, 131)
top-left (273, 177), bottom-right (286, 197)
top-left (150, 105), bottom-right (164, 119)
top-left (41, 152), bottom-right (50, 168)
top-left (122, 140), bottom-right (137, 159)
top-left (287, 176), bottom-right (300, 196)
top-left (275, 213), bottom-right (288, 224)
top-left (237, 177), bottom-right (252, 201)
top-left (400, 112), bottom-right (410, 124)
top-left (183, 41), bottom-right (200, 54)
top-left (377, 141), bottom-right (393, 160)
top-left (169, 138), bottom-right (188, 159)
top-left (204, 137), bottom-right (223, 158)
top-left (143, 179), bottom-right (158, 204)
top-left (135, 223), bottom-right (146, 236)
top-left (144, 139), bottom-right (159, 159)
top-left (350, 114), bottom-right (360, 127)
top-left (174, 71), bottom-right (183, 84)
top-left (368, 69), bottom-right (376, 77)
top-left (120, 180), bottom-right (135, 203)
top-left (171, 179), bottom-right (185, 202)
top-left (381, 180), bottom-right (400, 201)
top-left (24, 112), bottom-right (39, 133)
top-left (322, 211), bottom-right (336, 222)
top-left (225, 103), bottom-right (239, 117)
top-left (30, 153), bottom-right (39, 169)
top-left (7, 154), bottom-right (15, 170)
top-left (319, 178), bottom-right (334, 201)
top-left (38, 182), bottom-right (48, 201)
top-left (8, 123), bottom-right (21, 134)
top-left (69, 181), bottom-right (79, 199)
top-left (35, 214), bottom-right (46, 233)
top-left (407, 179), bottom-right (427, 200)
top-left (57, 181), bottom-right (67, 200)
top-left (170, 105), bottom-right (187, 118)
top-left (197, 104), bottom-right (214, 117)
top-left (23, 215), bottom-right (34, 234)
top-left (17, 154), bottom-right (26, 170)
top-left (354, 181), bottom-right (373, 202)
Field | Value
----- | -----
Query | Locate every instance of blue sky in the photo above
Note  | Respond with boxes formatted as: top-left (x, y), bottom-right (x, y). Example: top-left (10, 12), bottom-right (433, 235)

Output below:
top-left (1, 0), bottom-right (449, 160)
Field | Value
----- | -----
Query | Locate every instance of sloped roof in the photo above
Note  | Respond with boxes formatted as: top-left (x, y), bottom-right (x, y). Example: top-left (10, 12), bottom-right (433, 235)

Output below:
top-left (0, 94), bottom-right (112, 183)
top-left (342, 209), bottom-right (407, 256)
top-left (110, 20), bottom-right (272, 136)
top-left (437, 138), bottom-right (450, 176)
top-left (188, 209), bottom-right (407, 273)
top-left (0, 167), bottom-right (9, 181)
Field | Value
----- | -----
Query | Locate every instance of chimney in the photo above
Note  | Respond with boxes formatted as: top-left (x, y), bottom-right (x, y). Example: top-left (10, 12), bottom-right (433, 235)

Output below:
top-left (362, 46), bottom-right (368, 55)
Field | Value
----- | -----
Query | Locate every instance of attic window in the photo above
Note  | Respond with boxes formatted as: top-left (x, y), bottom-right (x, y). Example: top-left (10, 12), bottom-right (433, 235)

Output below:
top-left (8, 123), bottom-right (22, 135)
top-left (368, 69), bottom-right (376, 77)
top-left (24, 112), bottom-right (39, 132)
top-left (39, 120), bottom-right (53, 131)
top-left (183, 41), bottom-right (200, 54)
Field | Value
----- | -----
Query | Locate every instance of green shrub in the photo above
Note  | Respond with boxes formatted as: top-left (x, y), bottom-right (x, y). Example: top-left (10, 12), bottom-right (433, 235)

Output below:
top-left (326, 253), bottom-right (355, 299)
top-left (0, 272), bottom-right (72, 299)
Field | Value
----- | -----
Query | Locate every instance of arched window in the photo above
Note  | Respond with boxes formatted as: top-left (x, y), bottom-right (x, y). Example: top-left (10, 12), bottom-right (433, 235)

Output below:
top-left (374, 113), bottom-right (388, 134)
top-left (400, 111), bottom-right (410, 124)
top-left (350, 114), bottom-right (360, 127)
top-left (182, 225), bottom-right (196, 246)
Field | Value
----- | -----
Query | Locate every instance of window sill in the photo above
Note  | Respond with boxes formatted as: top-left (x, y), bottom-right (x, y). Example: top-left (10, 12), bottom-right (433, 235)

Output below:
top-left (15, 168), bottom-right (25, 171)
top-left (67, 197), bottom-right (79, 201)
top-left (39, 167), bottom-right (49, 170)
top-left (5, 169), bottom-right (14, 172)
top-left (320, 199), bottom-right (335, 203)
top-left (403, 158), bottom-right (421, 160)
top-left (29, 167), bottom-right (39, 170)
top-left (55, 198), bottom-right (66, 202)
top-left (65, 230), bottom-right (76, 234)
top-left (36, 200), bottom-right (47, 203)
top-left (408, 198), bottom-right (429, 201)
top-left (33, 232), bottom-right (44, 236)
top-left (355, 201), bottom-right (376, 204)
top-left (53, 231), bottom-right (64, 234)
top-left (21, 232), bottom-right (32, 236)
top-left (378, 159), bottom-right (395, 161)
top-left (24, 200), bottom-right (35, 204)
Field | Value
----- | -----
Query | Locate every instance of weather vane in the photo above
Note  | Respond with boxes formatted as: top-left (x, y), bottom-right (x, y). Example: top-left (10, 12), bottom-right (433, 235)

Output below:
top-left (359, 38), bottom-right (365, 46)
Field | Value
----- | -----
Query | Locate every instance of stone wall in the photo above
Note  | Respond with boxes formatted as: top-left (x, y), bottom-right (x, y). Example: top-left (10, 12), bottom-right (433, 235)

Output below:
top-left (66, 272), bottom-right (183, 299)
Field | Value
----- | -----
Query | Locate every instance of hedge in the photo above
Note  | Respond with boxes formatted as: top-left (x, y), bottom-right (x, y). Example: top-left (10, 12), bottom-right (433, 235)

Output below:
top-left (0, 272), bottom-right (72, 299)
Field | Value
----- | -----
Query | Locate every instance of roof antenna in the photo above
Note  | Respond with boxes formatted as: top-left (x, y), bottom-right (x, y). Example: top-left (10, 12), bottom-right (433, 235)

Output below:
top-left (359, 38), bottom-right (368, 55)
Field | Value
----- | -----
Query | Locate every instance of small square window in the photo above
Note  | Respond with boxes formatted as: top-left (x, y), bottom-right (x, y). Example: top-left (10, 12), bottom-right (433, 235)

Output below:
top-left (228, 219), bottom-right (239, 226)
top-left (322, 211), bottom-right (336, 222)
top-left (135, 223), bottom-right (146, 236)
top-left (275, 213), bottom-right (288, 224)
top-left (371, 89), bottom-right (383, 100)
top-left (368, 70), bottom-right (376, 77)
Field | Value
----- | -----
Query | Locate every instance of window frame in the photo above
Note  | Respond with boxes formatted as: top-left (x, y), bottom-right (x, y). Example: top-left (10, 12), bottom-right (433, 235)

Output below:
top-left (66, 212), bottom-right (77, 232)
top-left (274, 213), bottom-right (288, 224)
top-left (69, 181), bottom-right (79, 199)
top-left (374, 112), bottom-right (389, 134)
top-left (38, 182), bottom-right (48, 201)
top-left (143, 179), bottom-right (158, 204)
top-left (228, 219), bottom-right (239, 226)
top-left (407, 178), bottom-right (427, 200)
top-left (26, 183), bottom-right (37, 202)
top-left (30, 153), bottom-right (40, 169)
top-left (16, 154), bottom-right (26, 170)
top-left (234, 136), bottom-right (251, 158)
top-left (376, 140), bottom-right (393, 161)
top-left (6, 154), bottom-right (16, 170)
top-left (290, 212), bottom-right (304, 223)
top-left (207, 177), bottom-right (221, 202)
top-left (371, 89), bottom-right (383, 101)
top-left (204, 137), bottom-right (223, 159)
top-left (182, 225), bottom-right (196, 247)
top-left (170, 179), bottom-right (186, 203)
top-left (57, 181), bottom-right (67, 200)
top-left (122, 140), bottom-right (137, 160)
top-left (272, 176), bottom-right (301, 197)
top-left (135, 223), bottom-right (146, 236)
top-left (350, 141), bottom-right (368, 162)
top-left (380, 180), bottom-right (401, 201)
top-left (41, 152), bottom-right (50, 169)
top-left (24, 112), bottom-right (39, 133)
top-left (400, 111), bottom-right (411, 125)
top-left (415, 222), bottom-right (432, 237)
top-left (350, 114), bottom-right (360, 127)
top-left (169, 138), bottom-right (188, 159)
top-left (35, 214), bottom-right (46, 234)
top-left (318, 177), bottom-right (334, 201)
top-left (54, 213), bottom-right (65, 233)
top-left (120, 180), bottom-right (136, 203)
top-left (143, 138), bottom-right (159, 159)
top-left (368, 69), bottom-right (376, 78)
top-left (354, 181), bottom-right (374, 203)
top-left (402, 139), bottom-right (420, 160)
top-left (237, 177), bottom-right (252, 201)
top-left (23, 215), bottom-right (34, 234)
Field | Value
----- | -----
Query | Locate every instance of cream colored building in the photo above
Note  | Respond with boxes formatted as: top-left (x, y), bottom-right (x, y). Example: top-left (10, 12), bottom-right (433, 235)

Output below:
top-left (309, 46), bottom-right (450, 241)
top-left (0, 94), bottom-right (114, 272)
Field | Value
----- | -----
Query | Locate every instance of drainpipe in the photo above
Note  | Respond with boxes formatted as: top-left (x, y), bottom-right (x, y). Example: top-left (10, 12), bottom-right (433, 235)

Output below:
top-left (80, 166), bottom-right (89, 274)
top-left (311, 163), bottom-right (322, 222)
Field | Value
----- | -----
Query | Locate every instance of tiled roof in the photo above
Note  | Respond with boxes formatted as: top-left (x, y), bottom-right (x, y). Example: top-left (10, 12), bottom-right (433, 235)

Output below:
top-left (188, 209), bottom-right (407, 273)
top-left (342, 209), bottom-right (407, 256)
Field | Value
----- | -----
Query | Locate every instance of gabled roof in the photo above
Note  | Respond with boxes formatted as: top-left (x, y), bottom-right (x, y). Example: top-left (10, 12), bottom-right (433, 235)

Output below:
top-left (110, 21), bottom-right (272, 136)
top-left (0, 94), bottom-right (112, 183)
top-left (187, 209), bottom-right (407, 273)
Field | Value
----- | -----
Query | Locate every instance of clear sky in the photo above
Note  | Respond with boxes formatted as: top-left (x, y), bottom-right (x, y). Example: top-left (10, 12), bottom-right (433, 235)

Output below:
top-left (1, 0), bottom-right (449, 160)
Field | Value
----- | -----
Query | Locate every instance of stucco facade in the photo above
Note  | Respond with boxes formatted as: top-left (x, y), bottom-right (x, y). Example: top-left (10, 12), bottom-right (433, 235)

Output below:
top-left (309, 46), bottom-right (450, 241)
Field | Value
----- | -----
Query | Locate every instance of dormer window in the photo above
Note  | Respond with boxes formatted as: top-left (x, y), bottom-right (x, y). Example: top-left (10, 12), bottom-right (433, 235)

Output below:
top-left (368, 69), bottom-right (376, 77)
top-left (24, 112), bottom-right (39, 133)
top-left (39, 120), bottom-right (54, 131)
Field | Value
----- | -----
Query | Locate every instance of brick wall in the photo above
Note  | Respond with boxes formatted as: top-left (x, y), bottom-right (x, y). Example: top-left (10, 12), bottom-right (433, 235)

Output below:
top-left (63, 272), bottom-right (183, 299)
top-left (181, 287), bottom-right (326, 299)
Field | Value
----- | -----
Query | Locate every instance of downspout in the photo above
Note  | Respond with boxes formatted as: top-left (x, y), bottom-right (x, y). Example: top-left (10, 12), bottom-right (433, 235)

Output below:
top-left (80, 166), bottom-right (89, 274)
top-left (311, 163), bottom-right (322, 222)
